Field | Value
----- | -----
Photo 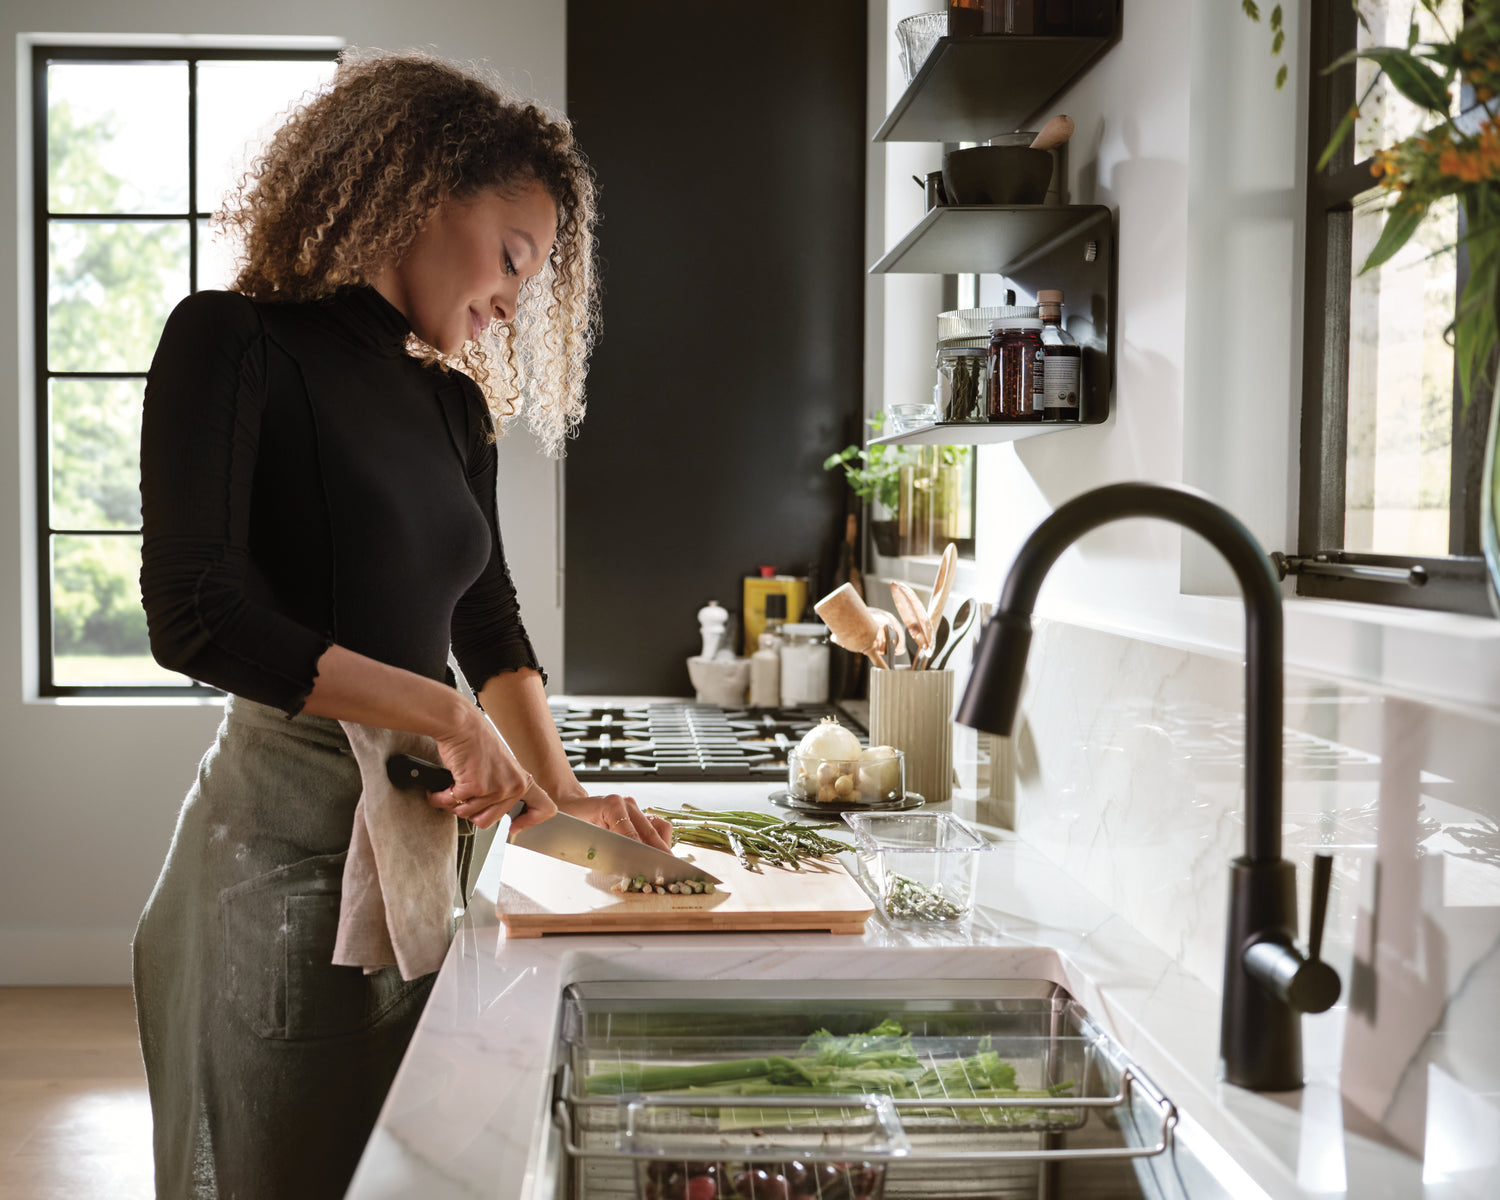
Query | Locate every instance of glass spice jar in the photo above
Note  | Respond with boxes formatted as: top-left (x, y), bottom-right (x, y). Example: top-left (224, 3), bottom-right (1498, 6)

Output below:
top-left (988, 314), bottom-right (1045, 422)
top-left (936, 343), bottom-right (988, 422)
top-left (778, 623), bottom-right (830, 705)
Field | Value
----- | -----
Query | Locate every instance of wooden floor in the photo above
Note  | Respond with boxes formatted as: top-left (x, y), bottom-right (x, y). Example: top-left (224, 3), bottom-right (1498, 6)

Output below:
top-left (0, 987), bottom-right (153, 1199)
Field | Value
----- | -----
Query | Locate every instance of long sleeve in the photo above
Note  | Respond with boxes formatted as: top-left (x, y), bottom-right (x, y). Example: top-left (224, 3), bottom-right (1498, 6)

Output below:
top-left (139, 291), bottom-right (332, 713)
top-left (448, 380), bottom-right (546, 689)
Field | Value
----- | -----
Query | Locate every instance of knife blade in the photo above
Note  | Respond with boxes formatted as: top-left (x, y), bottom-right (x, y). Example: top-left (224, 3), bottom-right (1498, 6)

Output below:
top-left (385, 753), bottom-right (721, 886)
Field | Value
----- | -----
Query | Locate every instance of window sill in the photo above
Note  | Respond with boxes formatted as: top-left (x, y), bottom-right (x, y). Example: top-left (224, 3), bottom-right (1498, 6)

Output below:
top-left (1040, 591), bottom-right (1500, 719)
top-left (25, 693), bottom-right (226, 708)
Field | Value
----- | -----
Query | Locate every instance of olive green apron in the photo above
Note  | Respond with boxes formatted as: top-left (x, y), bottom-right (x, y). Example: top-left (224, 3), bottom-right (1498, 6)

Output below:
top-left (133, 696), bottom-right (437, 1200)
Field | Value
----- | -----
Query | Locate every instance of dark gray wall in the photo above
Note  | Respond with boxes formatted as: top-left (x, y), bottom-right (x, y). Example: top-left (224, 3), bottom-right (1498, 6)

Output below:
top-left (564, 0), bottom-right (867, 695)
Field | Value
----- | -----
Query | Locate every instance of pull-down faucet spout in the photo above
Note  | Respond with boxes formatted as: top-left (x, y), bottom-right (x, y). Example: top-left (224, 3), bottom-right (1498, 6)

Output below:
top-left (956, 482), bottom-right (1339, 1091)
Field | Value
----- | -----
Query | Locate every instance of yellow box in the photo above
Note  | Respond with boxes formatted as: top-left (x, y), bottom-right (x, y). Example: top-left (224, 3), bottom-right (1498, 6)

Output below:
top-left (742, 576), bottom-right (808, 656)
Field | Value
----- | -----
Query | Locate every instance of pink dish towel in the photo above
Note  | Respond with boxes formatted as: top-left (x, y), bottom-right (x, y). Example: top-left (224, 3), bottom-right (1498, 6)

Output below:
top-left (332, 722), bottom-right (457, 981)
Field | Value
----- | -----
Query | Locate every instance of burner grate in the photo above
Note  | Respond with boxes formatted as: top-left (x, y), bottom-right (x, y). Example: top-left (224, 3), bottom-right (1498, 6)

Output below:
top-left (550, 701), bottom-right (866, 781)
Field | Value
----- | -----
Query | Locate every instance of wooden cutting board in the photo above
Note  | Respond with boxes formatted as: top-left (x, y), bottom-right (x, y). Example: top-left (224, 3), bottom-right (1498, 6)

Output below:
top-left (495, 844), bottom-right (874, 937)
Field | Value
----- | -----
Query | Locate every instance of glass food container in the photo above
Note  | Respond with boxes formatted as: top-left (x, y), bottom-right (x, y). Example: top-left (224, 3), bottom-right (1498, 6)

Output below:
top-left (843, 811), bottom-right (990, 925)
top-left (788, 748), bottom-right (906, 808)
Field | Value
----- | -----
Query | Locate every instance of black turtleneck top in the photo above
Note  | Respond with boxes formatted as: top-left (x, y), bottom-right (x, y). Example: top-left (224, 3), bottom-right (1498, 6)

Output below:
top-left (140, 286), bottom-right (542, 715)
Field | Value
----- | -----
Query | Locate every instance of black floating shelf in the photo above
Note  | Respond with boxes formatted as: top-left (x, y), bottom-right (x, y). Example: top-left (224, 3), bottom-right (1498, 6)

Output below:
top-left (869, 204), bottom-right (1116, 426)
top-left (874, 34), bottom-right (1114, 144)
top-left (869, 422), bottom-right (1086, 447)
top-left (869, 204), bottom-right (1108, 276)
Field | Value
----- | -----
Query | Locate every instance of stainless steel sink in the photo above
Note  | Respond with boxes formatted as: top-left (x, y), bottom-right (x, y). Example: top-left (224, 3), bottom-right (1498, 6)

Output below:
top-left (534, 979), bottom-right (1266, 1200)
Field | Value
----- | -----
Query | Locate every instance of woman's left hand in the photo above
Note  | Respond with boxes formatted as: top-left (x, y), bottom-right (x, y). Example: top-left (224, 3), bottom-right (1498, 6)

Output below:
top-left (555, 792), bottom-right (672, 851)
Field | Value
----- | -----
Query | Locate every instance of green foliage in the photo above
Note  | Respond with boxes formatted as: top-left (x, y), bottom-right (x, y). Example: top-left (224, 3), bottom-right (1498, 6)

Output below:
top-left (823, 414), bottom-right (905, 512)
top-left (823, 413), bottom-right (970, 513)
top-left (1243, 2), bottom-right (1289, 89)
top-left (46, 93), bottom-right (182, 662)
top-left (52, 536), bottom-right (148, 656)
top-left (1304, 1), bottom-right (1500, 409)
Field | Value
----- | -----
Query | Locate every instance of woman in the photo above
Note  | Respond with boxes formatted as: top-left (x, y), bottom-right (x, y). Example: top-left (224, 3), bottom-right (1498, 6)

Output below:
top-left (134, 49), bottom-right (663, 1199)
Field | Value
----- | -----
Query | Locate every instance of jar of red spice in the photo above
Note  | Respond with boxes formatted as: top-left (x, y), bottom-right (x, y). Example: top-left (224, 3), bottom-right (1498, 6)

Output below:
top-left (987, 313), bottom-right (1045, 422)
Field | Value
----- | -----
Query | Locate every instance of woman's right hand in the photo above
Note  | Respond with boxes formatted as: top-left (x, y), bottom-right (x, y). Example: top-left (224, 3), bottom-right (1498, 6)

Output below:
top-left (426, 710), bottom-right (558, 831)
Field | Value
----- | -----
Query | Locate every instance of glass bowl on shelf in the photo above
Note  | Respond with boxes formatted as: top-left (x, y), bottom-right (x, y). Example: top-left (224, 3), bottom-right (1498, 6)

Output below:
top-left (887, 402), bottom-right (941, 433)
top-left (895, 11), bottom-right (947, 84)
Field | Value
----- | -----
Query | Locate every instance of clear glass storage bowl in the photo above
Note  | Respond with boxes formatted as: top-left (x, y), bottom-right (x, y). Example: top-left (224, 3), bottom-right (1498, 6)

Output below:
top-left (843, 811), bottom-right (990, 925)
top-left (622, 1093), bottom-right (902, 1200)
top-left (887, 401), bottom-right (940, 432)
top-left (895, 12), bottom-right (947, 84)
top-left (789, 749), bottom-right (905, 807)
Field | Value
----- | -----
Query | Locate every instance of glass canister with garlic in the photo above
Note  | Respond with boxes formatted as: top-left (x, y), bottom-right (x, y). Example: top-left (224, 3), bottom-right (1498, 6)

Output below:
top-left (786, 717), bottom-right (906, 808)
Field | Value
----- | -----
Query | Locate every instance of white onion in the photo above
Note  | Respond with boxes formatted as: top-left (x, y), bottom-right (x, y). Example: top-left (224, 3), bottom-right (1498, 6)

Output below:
top-left (858, 745), bottom-right (903, 799)
top-left (795, 717), bottom-right (861, 762)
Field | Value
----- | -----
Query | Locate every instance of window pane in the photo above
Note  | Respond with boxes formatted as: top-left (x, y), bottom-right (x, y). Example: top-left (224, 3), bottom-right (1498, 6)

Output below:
top-left (1344, 192), bottom-right (1457, 556)
top-left (197, 217), bottom-right (240, 292)
top-left (51, 534), bottom-right (183, 686)
top-left (1354, 0), bottom-right (1463, 160)
top-left (196, 59), bottom-right (335, 214)
top-left (47, 62), bottom-right (187, 214)
top-left (48, 219), bottom-right (189, 372)
top-left (49, 379), bottom-right (144, 531)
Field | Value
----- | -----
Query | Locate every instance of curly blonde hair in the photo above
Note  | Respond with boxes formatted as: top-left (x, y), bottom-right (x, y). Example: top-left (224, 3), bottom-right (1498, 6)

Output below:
top-left (219, 47), bottom-right (599, 457)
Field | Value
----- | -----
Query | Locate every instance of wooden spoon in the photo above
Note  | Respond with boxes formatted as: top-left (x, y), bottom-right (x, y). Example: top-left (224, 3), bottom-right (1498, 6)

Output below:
top-left (928, 543), bottom-right (957, 626)
top-left (814, 582), bottom-right (888, 670)
top-left (1030, 114), bottom-right (1074, 150)
top-left (906, 543), bottom-right (957, 670)
top-left (890, 581), bottom-right (933, 669)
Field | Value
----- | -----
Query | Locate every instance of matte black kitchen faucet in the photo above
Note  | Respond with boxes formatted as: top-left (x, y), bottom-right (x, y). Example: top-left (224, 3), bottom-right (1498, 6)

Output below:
top-left (956, 482), bottom-right (1341, 1092)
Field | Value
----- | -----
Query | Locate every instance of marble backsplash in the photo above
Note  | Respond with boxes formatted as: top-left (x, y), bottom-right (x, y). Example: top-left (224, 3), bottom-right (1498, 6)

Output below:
top-left (1004, 618), bottom-right (1500, 1183)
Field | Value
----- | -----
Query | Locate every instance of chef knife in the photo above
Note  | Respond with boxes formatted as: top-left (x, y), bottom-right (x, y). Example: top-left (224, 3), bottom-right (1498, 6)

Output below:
top-left (385, 753), bottom-right (722, 886)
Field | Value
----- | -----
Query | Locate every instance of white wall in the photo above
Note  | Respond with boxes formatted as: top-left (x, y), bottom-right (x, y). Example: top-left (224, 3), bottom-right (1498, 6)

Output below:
top-left (1, 0), bottom-right (565, 984)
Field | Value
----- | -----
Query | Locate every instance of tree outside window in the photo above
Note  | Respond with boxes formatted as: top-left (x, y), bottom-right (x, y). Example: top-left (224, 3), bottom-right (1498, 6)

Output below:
top-left (35, 49), bottom-right (336, 693)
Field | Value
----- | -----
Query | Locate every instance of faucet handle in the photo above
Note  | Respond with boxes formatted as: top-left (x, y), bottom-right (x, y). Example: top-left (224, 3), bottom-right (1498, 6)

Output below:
top-left (1308, 852), bottom-right (1333, 963)
top-left (1242, 854), bottom-right (1341, 1015)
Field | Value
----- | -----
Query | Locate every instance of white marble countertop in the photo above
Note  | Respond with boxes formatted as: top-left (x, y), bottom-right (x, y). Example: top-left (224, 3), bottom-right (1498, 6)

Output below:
top-left (345, 780), bottom-right (1425, 1200)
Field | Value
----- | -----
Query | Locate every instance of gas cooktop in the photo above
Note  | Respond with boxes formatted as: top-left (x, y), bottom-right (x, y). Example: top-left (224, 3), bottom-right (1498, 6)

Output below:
top-left (547, 701), bottom-right (867, 781)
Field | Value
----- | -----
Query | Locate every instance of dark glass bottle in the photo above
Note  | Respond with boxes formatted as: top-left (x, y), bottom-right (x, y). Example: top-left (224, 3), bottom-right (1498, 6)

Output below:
top-left (1038, 290), bottom-right (1081, 422)
top-left (948, 0), bottom-right (983, 37)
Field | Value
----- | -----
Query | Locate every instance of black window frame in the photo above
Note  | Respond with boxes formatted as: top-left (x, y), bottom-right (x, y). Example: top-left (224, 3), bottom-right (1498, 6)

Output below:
top-left (32, 44), bottom-right (339, 698)
top-left (1297, 3), bottom-right (1495, 616)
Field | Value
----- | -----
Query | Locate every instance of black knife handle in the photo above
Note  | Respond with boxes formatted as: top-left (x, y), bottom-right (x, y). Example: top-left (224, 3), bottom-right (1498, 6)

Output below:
top-left (385, 753), bottom-right (528, 819)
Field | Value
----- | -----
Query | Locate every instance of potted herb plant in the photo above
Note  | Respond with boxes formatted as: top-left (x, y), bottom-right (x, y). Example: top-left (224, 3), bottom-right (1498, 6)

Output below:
top-left (825, 414), bottom-right (904, 556)
top-left (826, 416), bottom-right (973, 557)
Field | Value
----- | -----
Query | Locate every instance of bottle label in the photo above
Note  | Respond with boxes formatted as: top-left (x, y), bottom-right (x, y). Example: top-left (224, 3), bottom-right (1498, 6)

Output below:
top-left (1044, 353), bottom-right (1080, 409)
top-left (1032, 349), bottom-right (1046, 412)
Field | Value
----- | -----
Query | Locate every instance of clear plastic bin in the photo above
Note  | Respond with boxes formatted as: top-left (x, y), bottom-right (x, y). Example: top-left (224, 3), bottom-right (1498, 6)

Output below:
top-left (843, 812), bottom-right (990, 925)
top-left (622, 1094), bottom-right (902, 1200)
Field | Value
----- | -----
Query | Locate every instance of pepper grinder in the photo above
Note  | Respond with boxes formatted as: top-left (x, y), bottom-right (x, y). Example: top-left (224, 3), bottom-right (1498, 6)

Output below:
top-left (697, 600), bottom-right (728, 660)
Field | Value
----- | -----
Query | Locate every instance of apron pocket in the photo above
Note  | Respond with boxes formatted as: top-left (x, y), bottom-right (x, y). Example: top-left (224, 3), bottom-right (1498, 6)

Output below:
top-left (221, 852), bottom-right (425, 1041)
